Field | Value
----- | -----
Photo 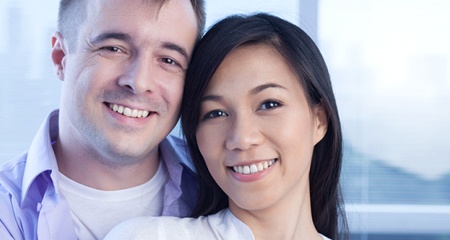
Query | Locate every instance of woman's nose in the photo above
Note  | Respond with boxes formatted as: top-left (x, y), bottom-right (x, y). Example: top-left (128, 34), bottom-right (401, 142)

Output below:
top-left (225, 116), bottom-right (264, 151)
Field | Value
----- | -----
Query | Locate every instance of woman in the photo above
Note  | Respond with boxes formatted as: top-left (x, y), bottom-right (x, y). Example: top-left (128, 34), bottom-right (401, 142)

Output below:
top-left (105, 13), bottom-right (347, 240)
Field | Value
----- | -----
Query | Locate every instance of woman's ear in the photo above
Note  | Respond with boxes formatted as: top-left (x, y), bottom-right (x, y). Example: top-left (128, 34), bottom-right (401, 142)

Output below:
top-left (313, 102), bottom-right (328, 145)
top-left (51, 32), bottom-right (67, 81)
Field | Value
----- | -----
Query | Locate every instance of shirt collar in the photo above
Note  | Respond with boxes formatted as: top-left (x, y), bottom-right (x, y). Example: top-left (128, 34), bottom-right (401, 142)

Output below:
top-left (159, 135), bottom-right (194, 216)
top-left (21, 110), bottom-right (60, 204)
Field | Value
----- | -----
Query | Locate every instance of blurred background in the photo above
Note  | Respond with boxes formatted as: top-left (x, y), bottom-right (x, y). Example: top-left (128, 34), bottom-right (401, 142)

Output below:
top-left (1, 0), bottom-right (449, 239)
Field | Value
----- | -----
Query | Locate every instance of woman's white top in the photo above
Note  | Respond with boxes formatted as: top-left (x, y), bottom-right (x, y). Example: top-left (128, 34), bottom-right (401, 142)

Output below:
top-left (104, 208), bottom-right (331, 240)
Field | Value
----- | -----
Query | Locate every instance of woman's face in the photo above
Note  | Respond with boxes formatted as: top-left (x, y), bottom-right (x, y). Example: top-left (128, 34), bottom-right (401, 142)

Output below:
top-left (196, 43), bottom-right (328, 215)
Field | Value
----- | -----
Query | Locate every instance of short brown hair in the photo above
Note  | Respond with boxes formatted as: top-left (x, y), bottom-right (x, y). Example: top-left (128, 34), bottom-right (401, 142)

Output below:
top-left (57, 0), bottom-right (205, 51)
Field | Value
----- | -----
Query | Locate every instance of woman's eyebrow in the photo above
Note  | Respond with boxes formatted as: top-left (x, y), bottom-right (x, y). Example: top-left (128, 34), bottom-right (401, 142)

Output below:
top-left (200, 94), bottom-right (222, 103)
top-left (200, 83), bottom-right (287, 103)
top-left (250, 83), bottom-right (287, 95)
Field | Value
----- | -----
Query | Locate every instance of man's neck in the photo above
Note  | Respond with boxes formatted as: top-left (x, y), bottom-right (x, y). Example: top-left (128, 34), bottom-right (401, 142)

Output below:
top-left (53, 138), bottom-right (161, 191)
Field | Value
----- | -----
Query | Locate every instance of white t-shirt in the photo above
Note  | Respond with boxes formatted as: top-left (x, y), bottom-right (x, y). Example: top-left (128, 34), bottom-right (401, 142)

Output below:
top-left (104, 208), bottom-right (332, 240)
top-left (59, 160), bottom-right (168, 240)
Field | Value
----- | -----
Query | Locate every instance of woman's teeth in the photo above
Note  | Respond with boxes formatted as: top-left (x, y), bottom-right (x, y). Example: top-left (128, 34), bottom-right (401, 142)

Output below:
top-left (232, 159), bottom-right (276, 174)
top-left (109, 103), bottom-right (150, 118)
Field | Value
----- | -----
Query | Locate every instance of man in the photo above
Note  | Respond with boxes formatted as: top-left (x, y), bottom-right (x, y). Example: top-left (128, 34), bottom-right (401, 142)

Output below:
top-left (0, 0), bottom-right (205, 239)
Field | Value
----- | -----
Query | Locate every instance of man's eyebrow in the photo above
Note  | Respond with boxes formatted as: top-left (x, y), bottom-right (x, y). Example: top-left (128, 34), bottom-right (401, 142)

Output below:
top-left (89, 33), bottom-right (189, 61)
top-left (90, 32), bottom-right (132, 45)
top-left (250, 83), bottom-right (287, 95)
top-left (161, 42), bottom-right (190, 62)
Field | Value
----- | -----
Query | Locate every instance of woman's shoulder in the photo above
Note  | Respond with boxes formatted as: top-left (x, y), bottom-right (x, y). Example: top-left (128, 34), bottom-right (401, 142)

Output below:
top-left (104, 209), bottom-right (254, 240)
top-left (104, 215), bottom-right (207, 240)
top-left (104, 211), bottom-right (239, 240)
top-left (206, 209), bottom-right (255, 239)
top-left (320, 233), bottom-right (332, 240)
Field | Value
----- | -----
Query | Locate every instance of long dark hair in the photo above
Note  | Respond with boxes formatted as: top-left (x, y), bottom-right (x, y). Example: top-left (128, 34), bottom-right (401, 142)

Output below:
top-left (181, 13), bottom-right (347, 239)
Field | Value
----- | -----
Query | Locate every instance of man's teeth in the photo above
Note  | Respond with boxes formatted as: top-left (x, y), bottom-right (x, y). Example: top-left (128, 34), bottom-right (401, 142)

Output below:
top-left (109, 103), bottom-right (150, 118)
top-left (232, 159), bottom-right (276, 175)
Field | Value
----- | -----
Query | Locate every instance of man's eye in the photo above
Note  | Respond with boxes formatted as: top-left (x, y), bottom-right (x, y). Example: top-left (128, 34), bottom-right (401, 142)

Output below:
top-left (202, 110), bottom-right (228, 120)
top-left (259, 100), bottom-right (282, 110)
top-left (100, 46), bottom-right (122, 53)
top-left (161, 57), bottom-right (180, 66)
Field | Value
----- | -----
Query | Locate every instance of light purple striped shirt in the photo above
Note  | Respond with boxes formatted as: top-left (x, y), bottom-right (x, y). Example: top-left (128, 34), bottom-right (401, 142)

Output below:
top-left (0, 110), bottom-right (197, 240)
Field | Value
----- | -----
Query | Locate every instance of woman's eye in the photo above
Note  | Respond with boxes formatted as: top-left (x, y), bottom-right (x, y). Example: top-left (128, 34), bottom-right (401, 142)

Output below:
top-left (202, 110), bottom-right (228, 120)
top-left (259, 100), bottom-right (282, 110)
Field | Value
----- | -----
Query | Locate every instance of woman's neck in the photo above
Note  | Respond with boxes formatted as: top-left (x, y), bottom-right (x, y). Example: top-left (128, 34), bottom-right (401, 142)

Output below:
top-left (229, 189), bottom-right (322, 240)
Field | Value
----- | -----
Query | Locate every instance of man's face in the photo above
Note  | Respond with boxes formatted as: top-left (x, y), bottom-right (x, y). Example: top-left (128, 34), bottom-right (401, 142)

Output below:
top-left (54, 0), bottom-right (198, 165)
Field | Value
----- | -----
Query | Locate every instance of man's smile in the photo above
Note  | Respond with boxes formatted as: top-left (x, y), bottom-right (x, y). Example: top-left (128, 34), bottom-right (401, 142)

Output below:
top-left (108, 103), bottom-right (151, 118)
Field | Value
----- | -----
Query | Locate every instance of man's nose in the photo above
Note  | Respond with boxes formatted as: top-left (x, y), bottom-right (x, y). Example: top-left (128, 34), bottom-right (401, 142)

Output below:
top-left (118, 56), bottom-right (155, 94)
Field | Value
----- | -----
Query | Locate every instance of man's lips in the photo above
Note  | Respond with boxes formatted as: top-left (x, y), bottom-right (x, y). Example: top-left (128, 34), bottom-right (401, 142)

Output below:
top-left (107, 103), bottom-right (152, 118)
top-left (230, 158), bottom-right (278, 175)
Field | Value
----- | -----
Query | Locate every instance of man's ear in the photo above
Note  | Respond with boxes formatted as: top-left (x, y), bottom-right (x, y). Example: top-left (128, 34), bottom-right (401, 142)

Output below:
top-left (313, 102), bottom-right (329, 145)
top-left (51, 32), bottom-right (67, 81)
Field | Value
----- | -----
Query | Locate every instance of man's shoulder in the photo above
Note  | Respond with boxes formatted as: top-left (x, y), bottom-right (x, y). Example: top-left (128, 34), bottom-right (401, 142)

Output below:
top-left (160, 135), bottom-right (198, 214)
top-left (0, 153), bottom-right (28, 194)
top-left (0, 153), bottom-right (29, 239)
top-left (162, 134), bottom-right (196, 182)
top-left (160, 134), bottom-right (194, 170)
top-left (162, 134), bottom-right (189, 153)
top-left (0, 109), bottom-right (58, 188)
